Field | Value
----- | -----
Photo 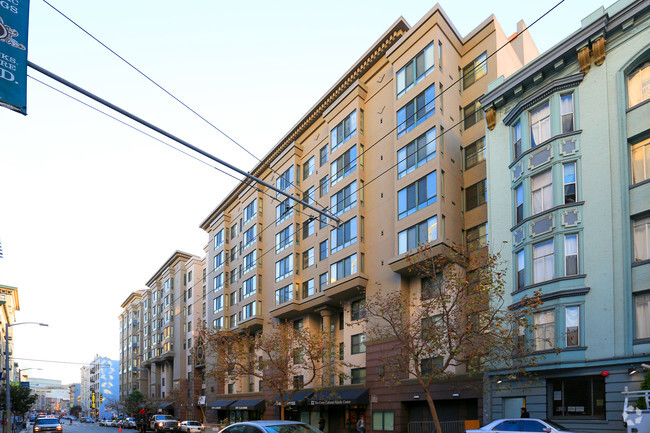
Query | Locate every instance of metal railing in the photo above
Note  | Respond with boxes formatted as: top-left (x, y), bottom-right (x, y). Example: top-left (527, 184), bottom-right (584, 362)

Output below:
top-left (407, 420), bottom-right (467, 433)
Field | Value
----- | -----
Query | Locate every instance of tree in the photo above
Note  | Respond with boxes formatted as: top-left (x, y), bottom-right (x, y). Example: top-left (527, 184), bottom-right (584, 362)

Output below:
top-left (1, 385), bottom-right (38, 418)
top-left (637, 371), bottom-right (650, 409)
top-left (70, 405), bottom-right (82, 418)
top-left (364, 244), bottom-right (542, 433)
top-left (201, 321), bottom-right (344, 420)
top-left (124, 390), bottom-right (147, 416)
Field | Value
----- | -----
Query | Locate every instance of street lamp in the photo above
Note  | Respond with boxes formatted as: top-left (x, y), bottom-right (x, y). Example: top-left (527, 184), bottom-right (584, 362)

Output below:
top-left (5, 322), bottom-right (48, 433)
top-left (17, 368), bottom-right (41, 382)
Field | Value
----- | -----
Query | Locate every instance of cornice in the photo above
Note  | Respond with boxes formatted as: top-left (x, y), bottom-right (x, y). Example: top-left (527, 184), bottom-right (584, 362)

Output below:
top-left (200, 21), bottom-right (409, 231)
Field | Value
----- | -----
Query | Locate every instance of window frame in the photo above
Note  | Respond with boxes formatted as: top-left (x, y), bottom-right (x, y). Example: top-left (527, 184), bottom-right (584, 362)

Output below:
top-left (531, 169), bottom-right (553, 215)
top-left (331, 110), bottom-right (358, 153)
top-left (351, 333), bottom-right (366, 354)
top-left (462, 52), bottom-right (487, 90)
top-left (564, 233), bottom-right (579, 276)
top-left (631, 138), bottom-right (650, 185)
top-left (465, 179), bottom-right (487, 211)
top-left (397, 84), bottom-right (436, 138)
top-left (396, 42), bottom-right (435, 99)
top-left (397, 127), bottom-right (436, 179)
top-left (397, 171), bottom-right (437, 219)
top-left (464, 137), bottom-right (486, 170)
top-left (633, 216), bottom-right (650, 262)
top-left (627, 60), bottom-right (650, 108)
top-left (635, 292), bottom-right (650, 340)
top-left (398, 216), bottom-right (438, 254)
top-left (533, 239), bottom-right (555, 284)
top-left (462, 99), bottom-right (484, 130)
top-left (530, 101), bottom-right (551, 147)
top-left (534, 309), bottom-right (555, 351)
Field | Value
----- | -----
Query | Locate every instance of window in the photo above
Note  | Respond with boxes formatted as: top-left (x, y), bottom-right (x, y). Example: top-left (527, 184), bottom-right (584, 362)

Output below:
top-left (275, 225), bottom-right (293, 253)
top-left (532, 169), bottom-right (553, 214)
top-left (331, 181), bottom-right (357, 216)
top-left (533, 239), bottom-right (554, 283)
top-left (397, 84), bottom-right (435, 138)
top-left (331, 110), bottom-right (357, 153)
top-left (243, 224), bottom-right (257, 249)
top-left (242, 301), bottom-right (257, 319)
top-left (466, 223), bottom-right (488, 250)
top-left (302, 248), bottom-right (315, 269)
top-left (213, 317), bottom-right (222, 330)
top-left (465, 137), bottom-right (485, 169)
top-left (243, 199), bottom-right (257, 224)
top-left (463, 100), bottom-right (484, 130)
top-left (634, 216), bottom-right (650, 262)
top-left (561, 94), bottom-right (574, 133)
top-left (397, 128), bottom-right (437, 180)
top-left (275, 285), bottom-right (293, 305)
top-left (534, 309), bottom-right (554, 350)
top-left (242, 276), bottom-right (256, 298)
top-left (635, 293), bottom-right (650, 339)
top-left (549, 376), bottom-right (605, 418)
top-left (319, 272), bottom-right (328, 291)
top-left (565, 306), bottom-right (580, 347)
top-left (276, 166), bottom-right (294, 195)
top-left (331, 217), bottom-right (358, 253)
top-left (231, 245), bottom-right (238, 261)
top-left (319, 175), bottom-right (330, 197)
top-left (230, 290), bottom-right (237, 306)
top-left (438, 41), bottom-right (442, 68)
top-left (396, 43), bottom-right (434, 98)
top-left (516, 250), bottom-right (525, 290)
top-left (302, 279), bottom-right (315, 298)
top-left (398, 171), bottom-right (437, 219)
top-left (231, 223), bottom-right (238, 239)
top-left (631, 138), bottom-right (650, 184)
top-left (465, 180), bottom-right (486, 211)
top-left (242, 250), bottom-right (257, 274)
top-left (420, 357), bottom-right (443, 377)
top-left (373, 412), bottom-right (395, 431)
top-left (214, 229), bottom-right (224, 249)
top-left (303, 156), bottom-right (315, 180)
top-left (318, 240), bottom-right (329, 261)
top-left (230, 270), bottom-right (237, 285)
top-left (302, 218), bottom-right (315, 239)
top-left (462, 52), bottom-right (487, 90)
top-left (320, 145), bottom-right (329, 166)
top-left (351, 367), bottom-right (366, 384)
top-left (351, 299), bottom-right (366, 321)
top-left (330, 253), bottom-right (358, 284)
top-left (564, 234), bottom-right (578, 276)
top-left (213, 295), bottom-right (223, 313)
top-left (627, 61), bottom-right (650, 107)
top-left (275, 255), bottom-right (293, 282)
top-left (515, 185), bottom-right (524, 223)
top-left (331, 146), bottom-right (357, 186)
top-left (398, 216), bottom-right (438, 254)
top-left (319, 211), bottom-right (329, 229)
top-left (213, 273), bottom-right (223, 292)
top-left (275, 199), bottom-right (293, 225)
top-left (530, 102), bottom-right (550, 147)
top-left (214, 251), bottom-right (224, 270)
top-left (563, 163), bottom-right (576, 203)
top-left (513, 122), bottom-right (522, 159)
top-left (351, 334), bottom-right (366, 354)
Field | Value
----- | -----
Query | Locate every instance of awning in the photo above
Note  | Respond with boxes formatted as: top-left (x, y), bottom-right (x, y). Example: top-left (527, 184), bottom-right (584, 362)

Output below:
top-left (208, 400), bottom-right (236, 410)
top-left (274, 391), bottom-right (313, 406)
top-left (309, 389), bottom-right (369, 406)
top-left (158, 402), bottom-right (173, 409)
top-left (230, 398), bottom-right (265, 411)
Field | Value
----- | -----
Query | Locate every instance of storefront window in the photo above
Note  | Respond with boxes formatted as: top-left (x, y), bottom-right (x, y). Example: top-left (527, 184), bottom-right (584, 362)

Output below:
top-left (548, 376), bottom-right (605, 418)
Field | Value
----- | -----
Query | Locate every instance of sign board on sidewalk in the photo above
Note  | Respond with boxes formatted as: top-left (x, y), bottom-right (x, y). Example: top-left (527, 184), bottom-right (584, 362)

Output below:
top-left (0, 0), bottom-right (30, 114)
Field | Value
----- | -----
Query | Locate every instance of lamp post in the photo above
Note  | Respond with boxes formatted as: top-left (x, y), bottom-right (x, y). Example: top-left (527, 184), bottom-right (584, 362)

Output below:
top-left (17, 368), bottom-right (41, 383)
top-left (5, 322), bottom-right (48, 433)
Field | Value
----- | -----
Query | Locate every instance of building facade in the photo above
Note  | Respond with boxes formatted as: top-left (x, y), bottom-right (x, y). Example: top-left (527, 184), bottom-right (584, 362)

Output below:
top-left (119, 290), bottom-right (146, 400)
top-left (88, 356), bottom-right (119, 420)
top-left (194, 4), bottom-right (537, 432)
top-left (0, 285), bottom-right (20, 385)
top-left (480, 0), bottom-right (650, 431)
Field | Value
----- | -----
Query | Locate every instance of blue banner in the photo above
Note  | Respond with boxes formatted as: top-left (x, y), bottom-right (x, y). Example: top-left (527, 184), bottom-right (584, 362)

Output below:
top-left (0, 0), bottom-right (29, 115)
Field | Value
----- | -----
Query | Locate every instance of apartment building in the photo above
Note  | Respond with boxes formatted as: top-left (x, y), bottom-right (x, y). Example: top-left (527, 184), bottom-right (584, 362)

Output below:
top-left (480, 0), bottom-right (650, 431)
top-left (119, 290), bottom-right (146, 399)
top-left (196, 4), bottom-right (537, 431)
top-left (80, 365), bottom-right (91, 417)
top-left (88, 355), bottom-right (119, 419)
top-left (0, 285), bottom-right (20, 385)
top-left (118, 251), bottom-right (205, 420)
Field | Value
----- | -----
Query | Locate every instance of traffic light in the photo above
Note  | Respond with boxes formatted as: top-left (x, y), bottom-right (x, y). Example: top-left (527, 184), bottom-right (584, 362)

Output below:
top-left (100, 393), bottom-right (103, 404)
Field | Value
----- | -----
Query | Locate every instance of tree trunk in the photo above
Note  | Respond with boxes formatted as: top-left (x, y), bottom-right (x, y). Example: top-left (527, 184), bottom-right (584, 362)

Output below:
top-left (423, 388), bottom-right (442, 433)
top-left (280, 404), bottom-right (285, 420)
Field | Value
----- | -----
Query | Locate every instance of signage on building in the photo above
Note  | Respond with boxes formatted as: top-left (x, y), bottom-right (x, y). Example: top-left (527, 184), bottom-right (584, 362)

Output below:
top-left (310, 399), bottom-right (353, 405)
top-left (0, 0), bottom-right (29, 114)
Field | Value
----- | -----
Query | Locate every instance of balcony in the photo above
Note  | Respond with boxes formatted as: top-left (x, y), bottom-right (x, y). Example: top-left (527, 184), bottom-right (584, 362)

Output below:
top-left (388, 242), bottom-right (460, 276)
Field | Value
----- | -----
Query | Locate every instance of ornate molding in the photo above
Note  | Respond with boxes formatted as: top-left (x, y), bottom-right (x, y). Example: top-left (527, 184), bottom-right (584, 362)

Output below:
top-left (592, 37), bottom-right (606, 66)
top-left (577, 46), bottom-right (591, 73)
top-left (485, 107), bottom-right (496, 131)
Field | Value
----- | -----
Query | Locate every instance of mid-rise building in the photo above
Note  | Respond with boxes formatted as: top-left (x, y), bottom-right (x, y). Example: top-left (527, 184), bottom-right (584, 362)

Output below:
top-left (480, 0), bottom-right (650, 431)
top-left (119, 290), bottom-right (146, 399)
top-left (196, 4), bottom-right (537, 431)
top-left (0, 285), bottom-right (20, 384)
top-left (80, 365), bottom-right (91, 417)
top-left (88, 355), bottom-right (119, 420)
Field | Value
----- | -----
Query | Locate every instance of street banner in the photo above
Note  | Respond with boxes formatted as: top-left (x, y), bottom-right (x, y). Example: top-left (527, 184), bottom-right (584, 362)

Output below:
top-left (0, 0), bottom-right (29, 114)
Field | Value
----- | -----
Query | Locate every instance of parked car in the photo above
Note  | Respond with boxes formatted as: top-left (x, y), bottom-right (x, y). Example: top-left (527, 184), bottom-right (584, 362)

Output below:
top-left (33, 417), bottom-right (63, 433)
top-left (219, 421), bottom-right (323, 433)
top-left (81, 417), bottom-right (95, 423)
top-left (466, 418), bottom-right (579, 433)
top-left (180, 420), bottom-right (204, 432)
top-left (150, 414), bottom-right (181, 432)
top-left (121, 417), bottom-right (136, 429)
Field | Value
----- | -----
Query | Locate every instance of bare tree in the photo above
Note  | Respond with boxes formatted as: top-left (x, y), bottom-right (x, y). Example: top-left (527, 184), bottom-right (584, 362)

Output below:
top-left (364, 244), bottom-right (542, 433)
top-left (200, 321), bottom-right (345, 420)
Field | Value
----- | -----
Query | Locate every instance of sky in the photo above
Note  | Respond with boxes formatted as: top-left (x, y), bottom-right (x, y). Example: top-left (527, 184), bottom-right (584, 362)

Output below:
top-left (0, 0), bottom-right (615, 385)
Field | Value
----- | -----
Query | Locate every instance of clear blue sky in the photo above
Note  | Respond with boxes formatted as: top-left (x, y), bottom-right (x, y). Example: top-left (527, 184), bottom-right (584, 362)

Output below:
top-left (0, 0), bottom-right (613, 384)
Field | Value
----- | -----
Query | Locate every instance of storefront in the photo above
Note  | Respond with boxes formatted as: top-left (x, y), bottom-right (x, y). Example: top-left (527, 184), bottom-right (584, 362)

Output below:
top-left (307, 388), bottom-right (369, 433)
top-left (208, 400), bottom-right (237, 424)
top-left (228, 399), bottom-right (266, 423)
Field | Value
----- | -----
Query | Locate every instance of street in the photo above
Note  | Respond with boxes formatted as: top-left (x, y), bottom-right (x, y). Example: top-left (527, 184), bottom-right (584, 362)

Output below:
top-left (23, 423), bottom-right (138, 433)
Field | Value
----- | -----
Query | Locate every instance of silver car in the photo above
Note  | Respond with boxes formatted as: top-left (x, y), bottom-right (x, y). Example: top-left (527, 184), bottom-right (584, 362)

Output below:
top-left (466, 418), bottom-right (579, 433)
top-left (219, 421), bottom-right (324, 433)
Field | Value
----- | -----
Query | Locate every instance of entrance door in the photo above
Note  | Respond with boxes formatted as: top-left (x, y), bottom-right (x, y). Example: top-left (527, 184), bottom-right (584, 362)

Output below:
top-left (503, 397), bottom-right (525, 419)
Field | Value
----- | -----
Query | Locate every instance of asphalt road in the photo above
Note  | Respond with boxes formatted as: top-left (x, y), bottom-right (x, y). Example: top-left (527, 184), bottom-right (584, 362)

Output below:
top-left (23, 422), bottom-right (139, 433)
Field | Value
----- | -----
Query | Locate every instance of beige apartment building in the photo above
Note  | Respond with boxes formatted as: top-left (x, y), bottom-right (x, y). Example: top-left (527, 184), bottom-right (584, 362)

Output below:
top-left (119, 252), bottom-right (205, 420)
top-left (0, 285), bottom-right (20, 383)
top-left (196, 5), bottom-right (538, 432)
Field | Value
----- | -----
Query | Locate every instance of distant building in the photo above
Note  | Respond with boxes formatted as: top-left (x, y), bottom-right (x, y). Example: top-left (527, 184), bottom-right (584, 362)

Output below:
top-left (0, 285), bottom-right (20, 384)
top-left (80, 365), bottom-right (91, 417)
top-left (29, 378), bottom-right (69, 412)
top-left (88, 356), bottom-right (119, 419)
top-left (480, 0), bottom-right (650, 431)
